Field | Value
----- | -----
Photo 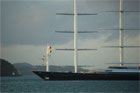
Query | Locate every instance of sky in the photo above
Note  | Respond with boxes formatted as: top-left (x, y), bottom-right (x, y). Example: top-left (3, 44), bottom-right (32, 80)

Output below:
top-left (1, 0), bottom-right (139, 70)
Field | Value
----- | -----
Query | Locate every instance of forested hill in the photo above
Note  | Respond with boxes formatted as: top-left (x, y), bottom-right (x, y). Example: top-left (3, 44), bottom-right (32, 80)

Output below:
top-left (0, 59), bottom-right (20, 76)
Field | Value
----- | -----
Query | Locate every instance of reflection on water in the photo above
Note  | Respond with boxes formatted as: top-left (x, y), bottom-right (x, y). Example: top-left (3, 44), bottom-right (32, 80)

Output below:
top-left (1, 75), bottom-right (139, 93)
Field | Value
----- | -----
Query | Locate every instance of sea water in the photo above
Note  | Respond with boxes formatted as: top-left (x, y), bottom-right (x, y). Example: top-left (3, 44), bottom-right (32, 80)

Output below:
top-left (0, 75), bottom-right (139, 93)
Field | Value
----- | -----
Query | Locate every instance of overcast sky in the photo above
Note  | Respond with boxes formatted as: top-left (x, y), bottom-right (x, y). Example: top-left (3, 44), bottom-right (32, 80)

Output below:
top-left (1, 0), bottom-right (139, 70)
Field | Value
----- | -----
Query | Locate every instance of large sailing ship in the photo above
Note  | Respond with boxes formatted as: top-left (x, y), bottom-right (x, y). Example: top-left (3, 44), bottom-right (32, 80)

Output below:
top-left (33, 0), bottom-right (140, 80)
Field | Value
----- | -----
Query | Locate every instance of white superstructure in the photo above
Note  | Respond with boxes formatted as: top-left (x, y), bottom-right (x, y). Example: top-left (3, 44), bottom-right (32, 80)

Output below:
top-left (106, 66), bottom-right (140, 73)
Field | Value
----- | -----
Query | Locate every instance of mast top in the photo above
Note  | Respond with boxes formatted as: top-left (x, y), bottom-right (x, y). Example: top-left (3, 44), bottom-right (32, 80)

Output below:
top-left (47, 45), bottom-right (52, 56)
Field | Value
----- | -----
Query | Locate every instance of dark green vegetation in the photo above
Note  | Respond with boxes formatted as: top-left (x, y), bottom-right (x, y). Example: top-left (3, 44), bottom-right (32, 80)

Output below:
top-left (0, 59), bottom-right (20, 76)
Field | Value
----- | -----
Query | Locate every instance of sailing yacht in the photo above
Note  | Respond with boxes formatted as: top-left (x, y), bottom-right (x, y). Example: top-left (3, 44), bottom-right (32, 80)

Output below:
top-left (33, 0), bottom-right (140, 80)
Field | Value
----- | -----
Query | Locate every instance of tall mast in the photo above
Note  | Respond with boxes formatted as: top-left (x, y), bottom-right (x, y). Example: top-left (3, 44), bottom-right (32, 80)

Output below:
top-left (119, 0), bottom-right (123, 67)
top-left (55, 0), bottom-right (97, 73)
top-left (102, 0), bottom-right (139, 66)
top-left (74, 0), bottom-right (78, 73)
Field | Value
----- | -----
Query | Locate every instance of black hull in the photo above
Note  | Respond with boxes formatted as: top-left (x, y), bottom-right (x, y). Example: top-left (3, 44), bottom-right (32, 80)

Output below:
top-left (33, 71), bottom-right (140, 81)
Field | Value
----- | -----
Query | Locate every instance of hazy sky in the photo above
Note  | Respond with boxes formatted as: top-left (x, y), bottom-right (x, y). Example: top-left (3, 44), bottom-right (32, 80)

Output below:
top-left (1, 0), bottom-right (139, 70)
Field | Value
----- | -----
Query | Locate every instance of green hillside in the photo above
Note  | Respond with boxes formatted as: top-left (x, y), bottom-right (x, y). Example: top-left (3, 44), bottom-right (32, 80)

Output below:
top-left (0, 59), bottom-right (20, 77)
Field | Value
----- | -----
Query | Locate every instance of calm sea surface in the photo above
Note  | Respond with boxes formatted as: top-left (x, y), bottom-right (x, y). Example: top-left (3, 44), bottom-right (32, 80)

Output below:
top-left (0, 75), bottom-right (139, 93)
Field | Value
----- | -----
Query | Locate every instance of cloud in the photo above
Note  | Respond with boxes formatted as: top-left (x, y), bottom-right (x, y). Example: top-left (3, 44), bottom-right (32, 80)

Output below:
top-left (1, 0), bottom-right (139, 46)
top-left (1, 0), bottom-right (139, 71)
top-left (1, 35), bottom-right (139, 69)
top-left (1, 1), bottom-right (56, 46)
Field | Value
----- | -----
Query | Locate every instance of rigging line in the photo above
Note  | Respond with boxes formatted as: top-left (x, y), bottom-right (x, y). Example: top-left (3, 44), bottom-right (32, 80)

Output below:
top-left (98, 29), bottom-right (140, 30)
top-left (102, 11), bottom-right (140, 12)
